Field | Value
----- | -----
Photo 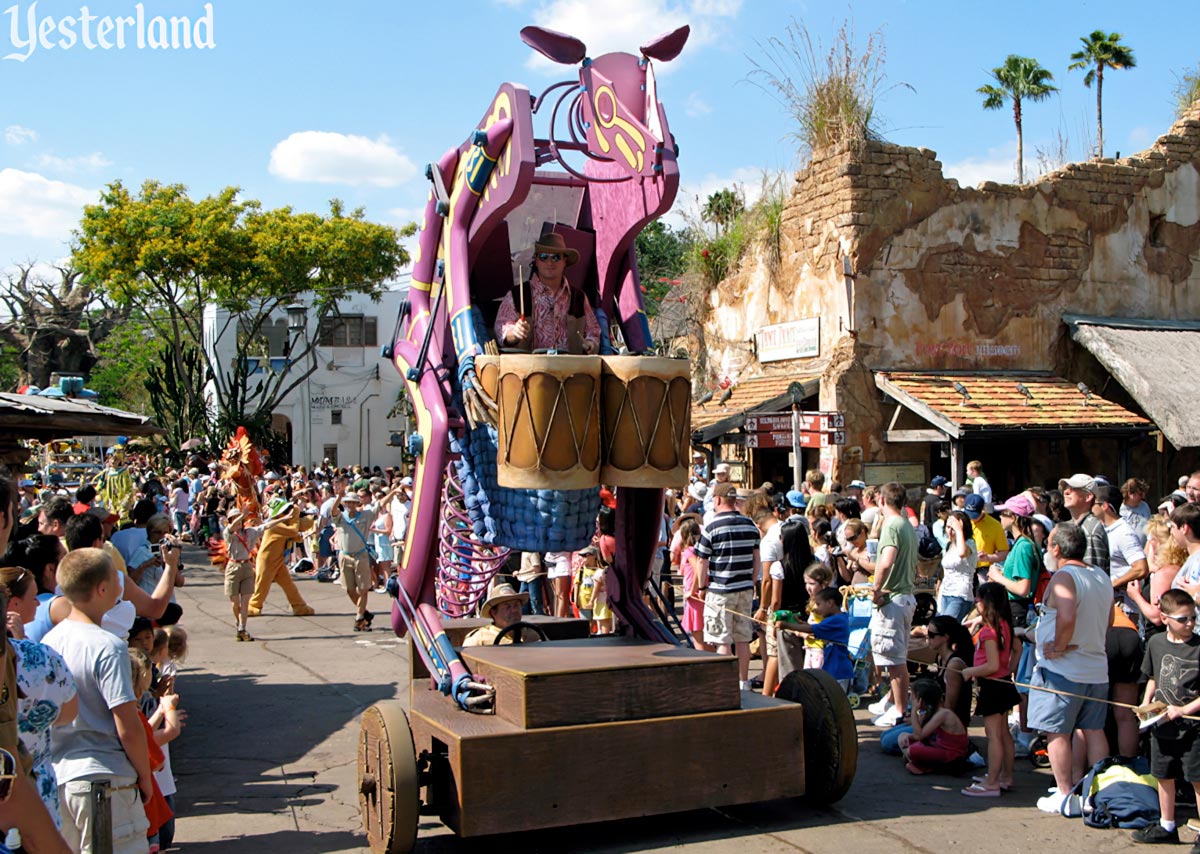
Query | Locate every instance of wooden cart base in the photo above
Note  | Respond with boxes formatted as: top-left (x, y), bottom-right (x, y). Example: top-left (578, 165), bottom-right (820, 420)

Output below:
top-left (408, 637), bottom-right (806, 838)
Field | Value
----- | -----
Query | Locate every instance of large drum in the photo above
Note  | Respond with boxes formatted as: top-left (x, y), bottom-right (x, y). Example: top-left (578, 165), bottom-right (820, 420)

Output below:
top-left (599, 355), bottom-right (691, 488)
top-left (478, 354), bottom-right (602, 490)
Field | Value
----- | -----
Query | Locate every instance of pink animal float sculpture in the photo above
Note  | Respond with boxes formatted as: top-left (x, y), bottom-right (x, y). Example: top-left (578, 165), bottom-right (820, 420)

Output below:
top-left (386, 23), bottom-right (692, 711)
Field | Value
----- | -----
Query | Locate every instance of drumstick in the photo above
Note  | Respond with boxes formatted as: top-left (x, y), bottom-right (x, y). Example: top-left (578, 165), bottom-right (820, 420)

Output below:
top-left (518, 264), bottom-right (525, 321)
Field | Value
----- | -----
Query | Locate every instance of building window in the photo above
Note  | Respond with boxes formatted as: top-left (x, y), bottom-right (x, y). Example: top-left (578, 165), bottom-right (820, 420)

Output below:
top-left (331, 410), bottom-right (343, 426)
top-left (323, 444), bottom-right (338, 467)
top-left (318, 315), bottom-right (377, 347)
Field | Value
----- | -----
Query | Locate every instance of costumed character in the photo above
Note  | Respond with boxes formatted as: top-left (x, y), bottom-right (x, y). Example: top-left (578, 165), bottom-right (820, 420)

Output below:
top-left (212, 426), bottom-right (265, 567)
top-left (494, 232), bottom-right (600, 354)
top-left (247, 500), bottom-right (315, 617)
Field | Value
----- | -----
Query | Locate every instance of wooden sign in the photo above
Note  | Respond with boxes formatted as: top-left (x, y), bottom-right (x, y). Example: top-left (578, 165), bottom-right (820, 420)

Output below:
top-left (746, 412), bottom-right (845, 433)
top-left (746, 431), bottom-right (846, 449)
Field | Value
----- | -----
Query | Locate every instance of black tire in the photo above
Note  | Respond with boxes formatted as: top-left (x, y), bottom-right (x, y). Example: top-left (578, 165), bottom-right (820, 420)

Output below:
top-left (775, 669), bottom-right (858, 804)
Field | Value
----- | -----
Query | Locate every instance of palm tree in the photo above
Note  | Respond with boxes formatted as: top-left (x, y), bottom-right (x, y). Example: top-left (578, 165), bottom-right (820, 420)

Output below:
top-left (978, 55), bottom-right (1058, 184)
top-left (1068, 31), bottom-right (1136, 158)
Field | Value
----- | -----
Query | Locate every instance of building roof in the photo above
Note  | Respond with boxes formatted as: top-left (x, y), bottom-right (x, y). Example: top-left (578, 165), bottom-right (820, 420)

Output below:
top-left (0, 393), bottom-right (163, 440)
top-left (875, 371), bottom-right (1151, 439)
top-left (692, 375), bottom-right (819, 443)
top-left (1067, 315), bottom-right (1200, 450)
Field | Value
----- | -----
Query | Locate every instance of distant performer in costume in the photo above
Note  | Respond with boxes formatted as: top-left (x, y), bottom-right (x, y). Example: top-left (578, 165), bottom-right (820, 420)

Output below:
top-left (494, 232), bottom-right (600, 354)
top-left (247, 502), bottom-right (315, 617)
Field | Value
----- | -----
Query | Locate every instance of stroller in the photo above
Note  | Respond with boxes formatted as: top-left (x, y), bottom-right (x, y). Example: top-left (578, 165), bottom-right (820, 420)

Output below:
top-left (840, 585), bottom-right (877, 708)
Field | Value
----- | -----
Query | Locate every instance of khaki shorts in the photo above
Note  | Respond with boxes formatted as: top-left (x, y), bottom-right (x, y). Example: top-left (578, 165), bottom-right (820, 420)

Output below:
top-left (60, 780), bottom-right (149, 854)
top-left (703, 588), bottom-right (755, 646)
top-left (224, 560), bottom-right (254, 597)
top-left (870, 593), bottom-right (916, 666)
top-left (765, 622), bottom-right (779, 657)
top-left (340, 551), bottom-right (373, 596)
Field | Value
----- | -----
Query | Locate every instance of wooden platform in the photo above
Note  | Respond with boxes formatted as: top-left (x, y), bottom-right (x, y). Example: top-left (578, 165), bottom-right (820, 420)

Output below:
top-left (408, 616), bottom-right (591, 681)
top-left (462, 637), bottom-right (740, 728)
top-left (409, 674), bottom-right (806, 837)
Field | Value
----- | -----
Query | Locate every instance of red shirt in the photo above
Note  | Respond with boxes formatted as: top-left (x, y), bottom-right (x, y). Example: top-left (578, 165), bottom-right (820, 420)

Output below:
top-left (974, 622), bottom-right (1012, 674)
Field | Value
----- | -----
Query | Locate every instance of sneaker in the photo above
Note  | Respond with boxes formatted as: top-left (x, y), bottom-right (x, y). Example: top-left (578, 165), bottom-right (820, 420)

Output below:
top-left (235, 630), bottom-right (244, 642)
top-left (868, 695), bottom-right (895, 716)
top-left (1036, 791), bottom-right (1068, 814)
top-left (739, 680), bottom-right (753, 691)
top-left (1188, 818), bottom-right (1200, 833)
top-left (1131, 825), bottom-right (1180, 844)
top-left (872, 708), bottom-right (904, 728)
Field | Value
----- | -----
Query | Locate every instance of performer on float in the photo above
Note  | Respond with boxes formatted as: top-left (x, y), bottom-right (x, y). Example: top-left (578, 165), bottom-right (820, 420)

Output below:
top-left (494, 233), bottom-right (600, 355)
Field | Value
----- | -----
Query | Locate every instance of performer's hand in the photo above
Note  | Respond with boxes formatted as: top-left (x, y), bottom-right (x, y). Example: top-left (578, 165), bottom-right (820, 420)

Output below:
top-left (507, 318), bottom-right (530, 343)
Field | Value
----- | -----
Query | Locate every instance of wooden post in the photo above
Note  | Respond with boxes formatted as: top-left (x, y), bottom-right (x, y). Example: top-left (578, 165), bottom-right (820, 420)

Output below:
top-left (791, 404), bottom-right (802, 493)
top-left (950, 440), bottom-right (965, 491)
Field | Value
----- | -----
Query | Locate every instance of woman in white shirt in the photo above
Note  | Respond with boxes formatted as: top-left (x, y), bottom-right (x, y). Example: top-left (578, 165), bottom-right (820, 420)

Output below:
top-left (938, 511), bottom-right (978, 621)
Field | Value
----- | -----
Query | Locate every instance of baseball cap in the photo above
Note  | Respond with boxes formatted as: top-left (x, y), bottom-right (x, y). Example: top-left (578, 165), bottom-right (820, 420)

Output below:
top-left (930, 476), bottom-right (949, 488)
top-left (785, 489), bottom-right (807, 509)
top-left (400, 476), bottom-right (414, 486)
top-left (963, 493), bottom-right (985, 520)
top-left (712, 481), bottom-right (737, 500)
top-left (735, 487), bottom-right (754, 501)
top-left (995, 495), bottom-right (1034, 517)
top-left (1058, 473), bottom-right (1097, 494)
top-left (86, 505), bottom-right (119, 524)
top-left (849, 480), bottom-right (867, 490)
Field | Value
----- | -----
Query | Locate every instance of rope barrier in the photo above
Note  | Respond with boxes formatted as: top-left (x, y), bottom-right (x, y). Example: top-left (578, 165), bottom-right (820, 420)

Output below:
top-left (686, 591), bottom-right (1189, 723)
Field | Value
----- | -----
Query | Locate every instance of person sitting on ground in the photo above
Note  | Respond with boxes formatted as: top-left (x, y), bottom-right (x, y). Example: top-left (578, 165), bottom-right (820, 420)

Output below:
top-left (494, 232), bottom-right (600, 354)
top-left (462, 584), bottom-right (541, 647)
top-left (898, 678), bottom-right (970, 776)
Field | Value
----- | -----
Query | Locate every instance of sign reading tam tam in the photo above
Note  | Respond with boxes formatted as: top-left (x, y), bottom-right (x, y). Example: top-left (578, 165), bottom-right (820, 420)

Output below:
top-left (755, 318), bottom-right (819, 363)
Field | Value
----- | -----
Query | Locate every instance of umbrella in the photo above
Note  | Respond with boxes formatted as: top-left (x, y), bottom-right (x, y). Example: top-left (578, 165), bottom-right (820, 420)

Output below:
top-left (180, 438), bottom-right (204, 450)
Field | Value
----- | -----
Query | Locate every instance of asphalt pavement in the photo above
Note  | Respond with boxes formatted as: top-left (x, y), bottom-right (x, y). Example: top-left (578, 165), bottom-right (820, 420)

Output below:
top-left (168, 544), bottom-right (1185, 854)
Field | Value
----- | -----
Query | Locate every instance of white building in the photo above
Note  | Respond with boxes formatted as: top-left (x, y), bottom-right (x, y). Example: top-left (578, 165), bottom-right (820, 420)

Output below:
top-left (203, 284), bottom-right (412, 469)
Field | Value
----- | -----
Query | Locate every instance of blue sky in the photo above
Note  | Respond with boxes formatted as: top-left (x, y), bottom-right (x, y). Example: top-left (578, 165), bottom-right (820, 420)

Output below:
top-left (0, 0), bottom-right (1194, 273)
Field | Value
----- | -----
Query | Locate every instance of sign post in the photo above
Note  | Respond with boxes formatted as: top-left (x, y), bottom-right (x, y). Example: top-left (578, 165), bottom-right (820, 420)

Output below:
top-left (791, 404), bottom-right (802, 492)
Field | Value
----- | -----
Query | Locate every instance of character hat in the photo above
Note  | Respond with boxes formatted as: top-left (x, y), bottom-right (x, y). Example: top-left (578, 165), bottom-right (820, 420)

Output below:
top-left (267, 499), bottom-right (293, 519)
top-left (532, 232), bottom-right (579, 266)
top-left (479, 583), bottom-right (529, 619)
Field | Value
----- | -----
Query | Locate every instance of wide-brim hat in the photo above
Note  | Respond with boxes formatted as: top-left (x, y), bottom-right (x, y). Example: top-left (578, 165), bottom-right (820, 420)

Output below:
top-left (226, 508), bottom-right (245, 524)
top-left (268, 500), bottom-right (294, 520)
top-left (533, 232), bottom-right (579, 266)
top-left (342, 493), bottom-right (364, 505)
top-left (479, 583), bottom-right (529, 619)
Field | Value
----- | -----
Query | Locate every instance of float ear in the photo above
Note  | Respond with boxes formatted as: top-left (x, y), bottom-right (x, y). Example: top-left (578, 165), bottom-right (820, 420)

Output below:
top-left (640, 25), bottom-right (690, 62)
top-left (520, 26), bottom-right (587, 65)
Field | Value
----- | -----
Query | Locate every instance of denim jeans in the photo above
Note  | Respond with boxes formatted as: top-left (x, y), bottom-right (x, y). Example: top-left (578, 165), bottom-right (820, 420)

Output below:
top-left (937, 594), bottom-right (973, 621)
top-left (520, 577), bottom-right (545, 616)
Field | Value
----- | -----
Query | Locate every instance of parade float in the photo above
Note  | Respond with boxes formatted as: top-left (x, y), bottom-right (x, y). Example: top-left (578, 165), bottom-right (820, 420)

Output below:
top-left (357, 24), bottom-right (857, 853)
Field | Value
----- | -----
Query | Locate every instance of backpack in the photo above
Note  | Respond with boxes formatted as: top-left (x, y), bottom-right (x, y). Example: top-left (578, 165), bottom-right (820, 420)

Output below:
top-left (316, 566), bottom-right (337, 583)
top-left (1061, 755), bottom-right (1159, 829)
top-left (914, 524), bottom-right (943, 560)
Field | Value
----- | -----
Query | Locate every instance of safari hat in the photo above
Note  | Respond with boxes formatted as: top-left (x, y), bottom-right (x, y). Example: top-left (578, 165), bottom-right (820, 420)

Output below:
top-left (226, 507), bottom-right (245, 525)
top-left (532, 232), bottom-right (579, 266)
top-left (479, 583), bottom-right (529, 619)
top-left (267, 499), bottom-right (293, 520)
top-left (342, 492), bottom-right (364, 505)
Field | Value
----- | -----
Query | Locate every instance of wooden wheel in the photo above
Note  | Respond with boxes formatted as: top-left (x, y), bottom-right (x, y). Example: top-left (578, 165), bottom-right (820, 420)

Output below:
top-left (775, 669), bottom-right (858, 804)
top-left (358, 701), bottom-right (419, 854)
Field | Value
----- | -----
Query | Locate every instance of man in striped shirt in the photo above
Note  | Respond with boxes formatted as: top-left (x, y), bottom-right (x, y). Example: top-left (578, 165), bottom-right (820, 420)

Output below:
top-left (696, 481), bottom-right (762, 691)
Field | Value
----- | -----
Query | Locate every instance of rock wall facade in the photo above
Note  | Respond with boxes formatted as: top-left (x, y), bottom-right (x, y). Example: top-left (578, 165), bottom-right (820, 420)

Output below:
top-left (703, 106), bottom-right (1200, 479)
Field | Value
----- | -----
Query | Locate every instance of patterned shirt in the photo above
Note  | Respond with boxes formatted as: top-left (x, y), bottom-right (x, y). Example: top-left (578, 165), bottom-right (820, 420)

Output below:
top-left (494, 274), bottom-right (600, 351)
top-left (12, 639), bottom-right (76, 828)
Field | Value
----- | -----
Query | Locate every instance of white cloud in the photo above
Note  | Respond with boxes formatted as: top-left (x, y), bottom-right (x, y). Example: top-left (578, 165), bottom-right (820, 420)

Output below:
top-left (684, 92), bottom-right (712, 118)
top-left (386, 207), bottom-right (425, 227)
top-left (0, 169), bottom-right (94, 240)
top-left (4, 125), bottom-right (37, 145)
top-left (943, 143), bottom-right (1017, 187)
top-left (31, 152), bottom-right (112, 174)
top-left (526, 0), bottom-right (740, 72)
top-left (268, 131), bottom-right (418, 188)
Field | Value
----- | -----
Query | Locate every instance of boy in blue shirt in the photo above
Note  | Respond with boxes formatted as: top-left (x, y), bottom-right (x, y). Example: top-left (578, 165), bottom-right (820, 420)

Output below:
top-left (776, 589), bottom-right (853, 689)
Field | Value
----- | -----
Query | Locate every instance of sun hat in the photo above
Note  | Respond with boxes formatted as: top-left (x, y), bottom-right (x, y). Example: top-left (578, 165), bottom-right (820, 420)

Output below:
top-left (479, 583), bottom-right (529, 619)
top-left (688, 482), bottom-right (707, 501)
top-left (267, 499), bottom-right (293, 519)
top-left (532, 231), bottom-right (579, 266)
top-left (342, 492), bottom-right (363, 504)
top-left (995, 495), bottom-right (1034, 517)
top-left (713, 463), bottom-right (730, 475)
top-left (963, 493), bottom-right (986, 520)
top-left (226, 508), bottom-right (245, 525)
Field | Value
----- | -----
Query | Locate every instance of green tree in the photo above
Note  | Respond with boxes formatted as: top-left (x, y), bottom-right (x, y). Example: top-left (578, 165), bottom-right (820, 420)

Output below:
top-left (635, 219), bottom-right (691, 316)
top-left (701, 188), bottom-right (744, 236)
top-left (72, 180), bottom-right (411, 449)
top-left (979, 55), bottom-right (1058, 184)
top-left (87, 316), bottom-right (159, 413)
top-left (1068, 30), bottom-right (1136, 159)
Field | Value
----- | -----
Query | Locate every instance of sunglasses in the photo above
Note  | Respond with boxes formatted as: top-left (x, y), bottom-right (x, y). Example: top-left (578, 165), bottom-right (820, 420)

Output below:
top-left (1165, 613), bottom-right (1197, 624)
top-left (0, 747), bottom-right (15, 802)
top-left (536, 252), bottom-right (563, 262)
top-left (925, 630), bottom-right (943, 638)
